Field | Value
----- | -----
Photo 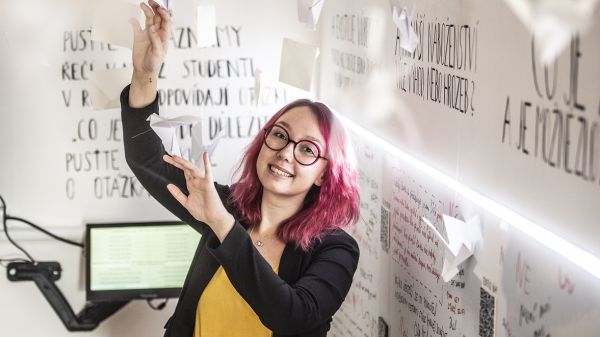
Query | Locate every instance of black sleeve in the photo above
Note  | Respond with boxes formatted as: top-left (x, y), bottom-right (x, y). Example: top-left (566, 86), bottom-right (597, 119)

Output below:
top-left (205, 223), bottom-right (360, 334)
top-left (120, 84), bottom-right (229, 234)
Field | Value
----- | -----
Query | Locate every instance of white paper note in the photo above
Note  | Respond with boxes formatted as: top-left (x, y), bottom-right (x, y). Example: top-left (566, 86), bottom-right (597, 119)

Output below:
top-left (297, 0), bottom-right (325, 30)
top-left (197, 4), bottom-right (217, 48)
top-left (91, 0), bottom-right (141, 49)
top-left (88, 67), bottom-right (132, 110)
top-left (279, 38), bottom-right (319, 91)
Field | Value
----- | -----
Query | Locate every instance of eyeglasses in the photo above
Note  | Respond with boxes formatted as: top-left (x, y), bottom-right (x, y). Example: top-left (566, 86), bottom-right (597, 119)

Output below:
top-left (263, 125), bottom-right (328, 166)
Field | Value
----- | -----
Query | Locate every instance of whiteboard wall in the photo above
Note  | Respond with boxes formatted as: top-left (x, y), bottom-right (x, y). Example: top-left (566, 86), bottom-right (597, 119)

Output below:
top-left (318, 0), bottom-right (600, 258)
top-left (318, 1), bottom-right (600, 337)
top-left (1, 1), bottom-right (600, 337)
top-left (0, 0), bottom-right (315, 229)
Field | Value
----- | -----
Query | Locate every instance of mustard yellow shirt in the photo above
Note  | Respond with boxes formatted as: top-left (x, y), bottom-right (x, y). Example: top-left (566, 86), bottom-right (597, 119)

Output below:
top-left (195, 266), bottom-right (277, 337)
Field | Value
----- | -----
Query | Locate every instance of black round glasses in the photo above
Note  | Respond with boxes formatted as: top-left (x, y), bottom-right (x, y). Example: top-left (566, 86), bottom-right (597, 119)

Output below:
top-left (263, 125), bottom-right (328, 166)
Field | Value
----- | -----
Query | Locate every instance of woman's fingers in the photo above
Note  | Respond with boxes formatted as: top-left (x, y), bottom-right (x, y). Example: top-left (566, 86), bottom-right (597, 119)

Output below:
top-left (163, 154), bottom-right (185, 170)
top-left (140, 2), bottom-right (155, 30)
top-left (172, 155), bottom-right (204, 178)
top-left (156, 6), bottom-right (171, 42)
top-left (183, 168), bottom-right (194, 183)
top-left (167, 184), bottom-right (188, 206)
top-left (128, 18), bottom-right (143, 38)
top-left (148, 0), bottom-right (162, 29)
top-left (164, 155), bottom-right (204, 183)
top-left (203, 152), bottom-right (213, 181)
top-left (147, 23), bottom-right (165, 56)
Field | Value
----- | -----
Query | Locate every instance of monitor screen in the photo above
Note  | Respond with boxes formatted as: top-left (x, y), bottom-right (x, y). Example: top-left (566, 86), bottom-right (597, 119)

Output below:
top-left (86, 221), bottom-right (201, 302)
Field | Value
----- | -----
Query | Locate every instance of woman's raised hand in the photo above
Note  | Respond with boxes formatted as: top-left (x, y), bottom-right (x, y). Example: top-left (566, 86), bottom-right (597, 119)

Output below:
top-left (128, 1), bottom-right (170, 107)
top-left (130, 0), bottom-right (170, 76)
top-left (163, 152), bottom-right (236, 242)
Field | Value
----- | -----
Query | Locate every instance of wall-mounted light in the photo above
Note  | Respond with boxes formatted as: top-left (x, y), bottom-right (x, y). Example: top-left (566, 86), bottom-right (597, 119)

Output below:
top-left (337, 112), bottom-right (600, 281)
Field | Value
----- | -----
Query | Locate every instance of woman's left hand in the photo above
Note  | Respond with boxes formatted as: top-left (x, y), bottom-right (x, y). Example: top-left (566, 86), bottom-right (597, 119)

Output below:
top-left (163, 152), bottom-right (235, 242)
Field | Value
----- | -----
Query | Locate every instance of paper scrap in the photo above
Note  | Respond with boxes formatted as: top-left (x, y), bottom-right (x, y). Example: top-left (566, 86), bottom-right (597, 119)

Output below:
top-left (422, 215), bottom-right (482, 282)
top-left (197, 4), bottom-right (217, 48)
top-left (504, 0), bottom-right (600, 64)
top-left (298, 0), bottom-right (325, 30)
top-left (88, 67), bottom-right (132, 110)
top-left (391, 5), bottom-right (419, 53)
top-left (279, 38), bottom-right (319, 91)
top-left (253, 68), bottom-right (262, 106)
top-left (148, 114), bottom-right (222, 167)
top-left (91, 0), bottom-right (141, 49)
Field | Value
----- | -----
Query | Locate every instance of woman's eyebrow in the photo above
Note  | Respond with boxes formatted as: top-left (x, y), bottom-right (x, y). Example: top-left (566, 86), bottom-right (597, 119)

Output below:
top-left (277, 121), bottom-right (324, 147)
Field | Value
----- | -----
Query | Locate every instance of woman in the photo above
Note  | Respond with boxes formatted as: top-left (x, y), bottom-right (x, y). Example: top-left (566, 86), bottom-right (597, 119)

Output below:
top-left (121, 1), bottom-right (361, 336)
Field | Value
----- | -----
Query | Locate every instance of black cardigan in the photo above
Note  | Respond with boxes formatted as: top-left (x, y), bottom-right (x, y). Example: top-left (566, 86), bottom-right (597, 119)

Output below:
top-left (120, 85), bottom-right (360, 337)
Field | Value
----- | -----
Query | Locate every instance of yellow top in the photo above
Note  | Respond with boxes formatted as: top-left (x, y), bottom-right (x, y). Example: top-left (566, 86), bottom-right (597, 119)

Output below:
top-left (194, 266), bottom-right (277, 337)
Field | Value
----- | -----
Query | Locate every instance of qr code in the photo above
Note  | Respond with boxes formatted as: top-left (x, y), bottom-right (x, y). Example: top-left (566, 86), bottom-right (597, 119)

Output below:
top-left (479, 287), bottom-right (496, 337)
top-left (380, 205), bottom-right (390, 252)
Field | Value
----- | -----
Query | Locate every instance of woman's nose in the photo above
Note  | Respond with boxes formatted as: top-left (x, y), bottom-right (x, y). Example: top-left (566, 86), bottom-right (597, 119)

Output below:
top-left (277, 142), bottom-right (295, 161)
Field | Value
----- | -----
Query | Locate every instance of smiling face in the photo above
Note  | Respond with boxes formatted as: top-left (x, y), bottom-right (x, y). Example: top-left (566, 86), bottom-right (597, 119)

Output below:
top-left (256, 106), bottom-right (328, 200)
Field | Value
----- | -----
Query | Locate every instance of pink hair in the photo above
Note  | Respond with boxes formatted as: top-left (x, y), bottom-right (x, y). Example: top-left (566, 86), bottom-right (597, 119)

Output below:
top-left (229, 99), bottom-right (360, 251)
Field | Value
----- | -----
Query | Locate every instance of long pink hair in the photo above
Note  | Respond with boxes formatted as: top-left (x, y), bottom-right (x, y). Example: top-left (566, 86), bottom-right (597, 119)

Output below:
top-left (229, 99), bottom-right (360, 251)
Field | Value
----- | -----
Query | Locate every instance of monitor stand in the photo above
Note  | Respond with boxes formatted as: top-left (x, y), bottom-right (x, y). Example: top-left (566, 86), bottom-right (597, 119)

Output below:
top-left (6, 261), bottom-right (130, 332)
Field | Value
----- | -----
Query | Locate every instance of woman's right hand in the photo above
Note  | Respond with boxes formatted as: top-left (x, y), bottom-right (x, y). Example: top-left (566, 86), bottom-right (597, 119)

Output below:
top-left (128, 1), bottom-right (170, 107)
top-left (131, 0), bottom-right (170, 76)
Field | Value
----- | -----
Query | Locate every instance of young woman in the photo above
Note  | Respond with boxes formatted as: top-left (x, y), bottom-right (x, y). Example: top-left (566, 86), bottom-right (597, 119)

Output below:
top-left (121, 2), bottom-right (361, 336)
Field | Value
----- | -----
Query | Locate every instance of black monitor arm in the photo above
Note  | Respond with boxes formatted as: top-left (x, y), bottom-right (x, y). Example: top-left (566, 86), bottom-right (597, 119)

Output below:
top-left (6, 261), bottom-right (129, 332)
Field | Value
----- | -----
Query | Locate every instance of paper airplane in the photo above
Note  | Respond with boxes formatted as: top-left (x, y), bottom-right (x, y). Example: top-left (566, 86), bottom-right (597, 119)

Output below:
top-left (298, 0), bottom-right (325, 30)
top-left (422, 215), bottom-right (482, 282)
top-left (391, 5), bottom-right (419, 53)
top-left (504, 0), bottom-right (600, 64)
top-left (197, 4), bottom-right (217, 48)
top-left (148, 114), bottom-right (222, 167)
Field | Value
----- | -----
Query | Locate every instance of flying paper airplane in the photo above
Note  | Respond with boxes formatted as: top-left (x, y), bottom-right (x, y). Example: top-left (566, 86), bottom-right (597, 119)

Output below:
top-left (422, 215), bottom-right (482, 282)
top-left (147, 114), bottom-right (223, 168)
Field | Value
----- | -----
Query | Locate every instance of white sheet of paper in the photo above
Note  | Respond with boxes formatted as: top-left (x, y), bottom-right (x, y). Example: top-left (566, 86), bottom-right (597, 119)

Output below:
top-left (297, 0), bottom-right (325, 30)
top-left (148, 114), bottom-right (202, 156)
top-left (504, 0), bottom-right (600, 64)
top-left (279, 38), bottom-right (319, 91)
top-left (392, 6), bottom-right (419, 53)
top-left (88, 67), bottom-right (132, 110)
top-left (91, 0), bottom-right (141, 49)
top-left (422, 215), bottom-right (481, 282)
top-left (197, 4), bottom-right (217, 48)
top-left (253, 68), bottom-right (262, 106)
top-left (191, 120), bottom-right (224, 168)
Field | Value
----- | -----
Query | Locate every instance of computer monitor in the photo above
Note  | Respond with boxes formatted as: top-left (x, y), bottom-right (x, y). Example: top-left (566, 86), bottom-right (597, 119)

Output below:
top-left (86, 221), bottom-right (201, 302)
